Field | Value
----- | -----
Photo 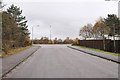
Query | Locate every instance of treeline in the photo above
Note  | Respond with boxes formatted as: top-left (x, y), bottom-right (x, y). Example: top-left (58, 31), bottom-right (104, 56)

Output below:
top-left (79, 14), bottom-right (120, 52)
top-left (33, 37), bottom-right (79, 44)
top-left (2, 4), bottom-right (31, 54)
top-left (79, 15), bottom-right (120, 39)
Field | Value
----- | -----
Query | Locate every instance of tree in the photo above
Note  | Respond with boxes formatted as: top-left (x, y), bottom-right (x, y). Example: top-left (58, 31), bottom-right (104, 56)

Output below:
top-left (0, 0), bottom-right (5, 11)
top-left (0, 1), bottom-right (2, 11)
top-left (2, 5), bottom-right (30, 54)
top-left (7, 4), bottom-right (26, 25)
top-left (104, 14), bottom-right (120, 52)
top-left (93, 18), bottom-right (107, 38)
top-left (54, 37), bottom-right (57, 41)
top-left (0, 0), bottom-right (2, 52)
top-left (104, 14), bottom-right (119, 36)
top-left (7, 4), bottom-right (29, 34)
top-left (79, 24), bottom-right (93, 40)
top-left (0, 1), bottom-right (1, 5)
top-left (54, 37), bottom-right (57, 44)
top-left (64, 37), bottom-right (73, 44)
top-left (74, 38), bottom-right (80, 44)
top-left (2, 11), bottom-right (19, 53)
top-left (119, 24), bottom-right (120, 35)
top-left (7, 4), bottom-right (30, 47)
top-left (64, 37), bottom-right (70, 43)
top-left (93, 17), bottom-right (109, 50)
top-left (66, 37), bottom-right (69, 40)
top-left (40, 37), bottom-right (49, 44)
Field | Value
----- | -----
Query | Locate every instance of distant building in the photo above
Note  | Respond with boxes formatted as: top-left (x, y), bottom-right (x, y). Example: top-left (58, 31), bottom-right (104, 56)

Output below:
top-left (84, 35), bottom-right (120, 40)
top-left (57, 39), bottom-right (63, 44)
top-left (57, 39), bottom-right (62, 42)
top-left (105, 35), bottom-right (120, 40)
top-left (110, 35), bottom-right (120, 40)
top-left (39, 37), bottom-right (49, 44)
top-left (86, 37), bottom-right (104, 40)
top-left (53, 38), bottom-right (63, 44)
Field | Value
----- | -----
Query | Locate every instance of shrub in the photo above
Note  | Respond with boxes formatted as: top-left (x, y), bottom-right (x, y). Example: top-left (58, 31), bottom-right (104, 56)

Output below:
top-left (2, 43), bottom-right (10, 54)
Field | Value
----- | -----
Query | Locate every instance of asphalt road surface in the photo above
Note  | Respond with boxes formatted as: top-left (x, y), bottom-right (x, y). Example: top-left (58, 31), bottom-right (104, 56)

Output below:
top-left (0, 58), bottom-right (2, 78)
top-left (6, 44), bottom-right (118, 78)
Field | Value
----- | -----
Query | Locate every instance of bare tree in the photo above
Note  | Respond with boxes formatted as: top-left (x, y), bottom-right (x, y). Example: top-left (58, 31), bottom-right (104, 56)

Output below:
top-left (79, 24), bottom-right (93, 40)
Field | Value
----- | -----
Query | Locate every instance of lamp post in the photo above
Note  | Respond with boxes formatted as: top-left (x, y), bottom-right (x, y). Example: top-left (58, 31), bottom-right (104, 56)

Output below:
top-left (32, 25), bottom-right (40, 45)
top-left (50, 25), bottom-right (51, 41)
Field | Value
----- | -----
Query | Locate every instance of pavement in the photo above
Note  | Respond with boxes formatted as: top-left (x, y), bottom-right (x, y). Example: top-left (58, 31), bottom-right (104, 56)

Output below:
top-left (0, 58), bottom-right (2, 78)
top-left (5, 44), bottom-right (118, 78)
top-left (2, 44), bottom-right (40, 77)
top-left (67, 46), bottom-right (119, 63)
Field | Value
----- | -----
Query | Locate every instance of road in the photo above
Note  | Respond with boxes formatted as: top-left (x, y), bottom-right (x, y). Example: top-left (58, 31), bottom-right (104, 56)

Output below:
top-left (0, 58), bottom-right (2, 78)
top-left (6, 44), bottom-right (118, 78)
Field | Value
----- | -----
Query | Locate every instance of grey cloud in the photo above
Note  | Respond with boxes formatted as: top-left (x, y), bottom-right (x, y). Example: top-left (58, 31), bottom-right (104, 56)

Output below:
top-left (4, 1), bottom-right (118, 40)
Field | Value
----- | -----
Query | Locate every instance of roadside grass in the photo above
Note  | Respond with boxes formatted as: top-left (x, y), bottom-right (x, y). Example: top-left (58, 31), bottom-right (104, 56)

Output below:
top-left (73, 45), bottom-right (120, 56)
top-left (2, 46), bottom-right (32, 58)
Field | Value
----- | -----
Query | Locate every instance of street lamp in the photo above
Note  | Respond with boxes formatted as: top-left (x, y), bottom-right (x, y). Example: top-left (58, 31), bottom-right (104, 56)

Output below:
top-left (50, 25), bottom-right (51, 41)
top-left (32, 25), bottom-right (40, 45)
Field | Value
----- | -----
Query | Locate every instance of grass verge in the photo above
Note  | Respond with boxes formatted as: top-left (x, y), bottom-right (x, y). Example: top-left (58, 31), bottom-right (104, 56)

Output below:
top-left (1, 46), bottom-right (32, 58)
top-left (73, 45), bottom-right (120, 56)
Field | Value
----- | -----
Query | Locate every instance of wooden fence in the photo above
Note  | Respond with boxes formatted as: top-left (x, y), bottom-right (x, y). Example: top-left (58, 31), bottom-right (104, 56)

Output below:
top-left (78, 40), bottom-right (120, 53)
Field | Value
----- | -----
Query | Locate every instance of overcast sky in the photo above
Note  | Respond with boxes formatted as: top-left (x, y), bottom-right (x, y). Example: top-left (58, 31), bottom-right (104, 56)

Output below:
top-left (3, 0), bottom-right (118, 40)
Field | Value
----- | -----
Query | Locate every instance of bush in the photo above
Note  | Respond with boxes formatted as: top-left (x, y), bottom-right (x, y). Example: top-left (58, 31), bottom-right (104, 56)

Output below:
top-left (2, 43), bottom-right (10, 54)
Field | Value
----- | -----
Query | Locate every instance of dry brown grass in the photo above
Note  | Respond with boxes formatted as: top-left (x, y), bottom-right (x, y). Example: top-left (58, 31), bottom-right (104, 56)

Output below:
top-left (2, 46), bottom-right (32, 58)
